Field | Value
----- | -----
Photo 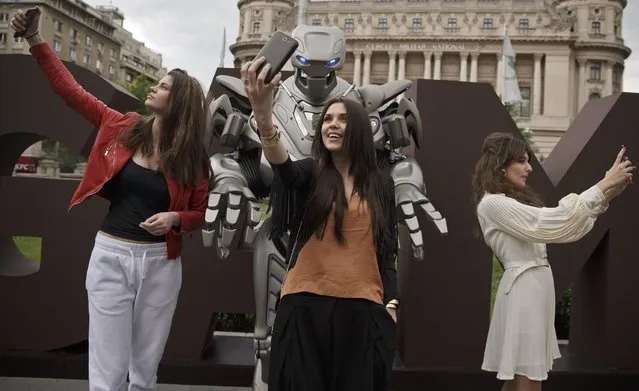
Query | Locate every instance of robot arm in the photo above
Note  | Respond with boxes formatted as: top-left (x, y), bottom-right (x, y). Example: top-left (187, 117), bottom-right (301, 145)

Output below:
top-left (391, 158), bottom-right (447, 260)
top-left (361, 80), bottom-right (446, 260)
top-left (202, 75), bottom-right (268, 258)
top-left (202, 154), bottom-right (263, 259)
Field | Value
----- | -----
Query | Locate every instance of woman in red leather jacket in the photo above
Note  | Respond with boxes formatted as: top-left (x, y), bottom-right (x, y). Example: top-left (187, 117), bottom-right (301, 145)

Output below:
top-left (12, 9), bottom-right (211, 391)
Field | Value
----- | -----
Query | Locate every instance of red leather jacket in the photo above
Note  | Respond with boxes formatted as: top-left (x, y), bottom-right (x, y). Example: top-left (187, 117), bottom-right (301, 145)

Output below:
top-left (30, 43), bottom-right (209, 259)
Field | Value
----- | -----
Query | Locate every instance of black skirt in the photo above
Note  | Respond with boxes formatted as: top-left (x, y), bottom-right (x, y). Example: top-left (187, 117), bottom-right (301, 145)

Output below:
top-left (268, 292), bottom-right (397, 391)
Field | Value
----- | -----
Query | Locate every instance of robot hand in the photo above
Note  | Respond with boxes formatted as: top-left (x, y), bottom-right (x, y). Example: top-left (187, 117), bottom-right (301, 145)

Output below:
top-left (392, 157), bottom-right (447, 260)
top-left (202, 175), bottom-right (263, 259)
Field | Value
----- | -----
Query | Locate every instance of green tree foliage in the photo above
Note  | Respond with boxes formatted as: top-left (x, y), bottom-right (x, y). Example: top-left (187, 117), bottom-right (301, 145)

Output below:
top-left (119, 74), bottom-right (154, 115)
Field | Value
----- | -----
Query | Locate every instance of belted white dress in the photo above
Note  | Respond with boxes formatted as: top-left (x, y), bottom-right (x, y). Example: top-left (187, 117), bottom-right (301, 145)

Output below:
top-left (476, 185), bottom-right (609, 381)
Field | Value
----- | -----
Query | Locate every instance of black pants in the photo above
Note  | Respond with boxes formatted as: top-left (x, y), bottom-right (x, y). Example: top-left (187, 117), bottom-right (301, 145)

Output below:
top-left (269, 292), bottom-right (397, 391)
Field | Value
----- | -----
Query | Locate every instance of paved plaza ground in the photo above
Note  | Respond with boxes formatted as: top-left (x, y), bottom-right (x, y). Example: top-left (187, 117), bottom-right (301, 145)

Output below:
top-left (0, 377), bottom-right (250, 391)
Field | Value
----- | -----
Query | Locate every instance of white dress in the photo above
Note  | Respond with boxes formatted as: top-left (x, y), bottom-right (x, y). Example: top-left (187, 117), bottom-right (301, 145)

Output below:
top-left (476, 185), bottom-right (609, 381)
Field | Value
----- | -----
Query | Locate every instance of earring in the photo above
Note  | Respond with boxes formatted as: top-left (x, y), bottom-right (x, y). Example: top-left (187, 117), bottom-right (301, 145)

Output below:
top-left (501, 169), bottom-right (506, 176)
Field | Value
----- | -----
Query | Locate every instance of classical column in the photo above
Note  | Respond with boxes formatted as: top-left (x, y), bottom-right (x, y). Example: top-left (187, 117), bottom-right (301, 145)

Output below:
top-left (362, 50), bottom-right (372, 86)
top-left (605, 61), bottom-right (614, 96)
top-left (433, 51), bottom-right (442, 80)
top-left (387, 50), bottom-right (396, 82)
top-left (397, 51), bottom-right (406, 80)
top-left (423, 52), bottom-right (432, 79)
top-left (459, 52), bottom-right (469, 82)
top-left (470, 52), bottom-right (479, 82)
top-left (495, 53), bottom-right (503, 96)
top-left (353, 50), bottom-right (362, 86)
top-left (533, 53), bottom-right (543, 115)
top-left (577, 58), bottom-right (587, 109)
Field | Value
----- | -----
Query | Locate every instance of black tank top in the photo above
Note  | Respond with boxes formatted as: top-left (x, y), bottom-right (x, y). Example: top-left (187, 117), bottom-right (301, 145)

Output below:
top-left (99, 158), bottom-right (171, 243)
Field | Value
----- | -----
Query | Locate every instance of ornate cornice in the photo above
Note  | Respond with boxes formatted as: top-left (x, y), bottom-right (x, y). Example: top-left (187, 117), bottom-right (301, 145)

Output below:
top-left (238, 0), bottom-right (294, 9)
top-left (230, 40), bottom-right (267, 56)
top-left (337, 35), bottom-right (577, 45)
top-left (573, 41), bottom-right (632, 59)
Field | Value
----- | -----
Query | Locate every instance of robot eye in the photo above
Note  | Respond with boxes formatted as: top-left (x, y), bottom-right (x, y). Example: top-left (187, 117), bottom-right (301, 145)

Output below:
top-left (295, 55), bottom-right (310, 65)
top-left (326, 58), bottom-right (340, 68)
top-left (369, 117), bottom-right (380, 132)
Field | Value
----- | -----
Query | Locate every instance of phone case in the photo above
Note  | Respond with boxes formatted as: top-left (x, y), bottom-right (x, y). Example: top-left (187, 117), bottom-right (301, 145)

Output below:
top-left (254, 31), bottom-right (299, 84)
top-left (14, 8), bottom-right (38, 38)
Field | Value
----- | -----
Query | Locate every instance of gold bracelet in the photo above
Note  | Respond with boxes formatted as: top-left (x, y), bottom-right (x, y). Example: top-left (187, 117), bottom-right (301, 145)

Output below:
top-left (260, 124), bottom-right (281, 148)
top-left (385, 299), bottom-right (399, 310)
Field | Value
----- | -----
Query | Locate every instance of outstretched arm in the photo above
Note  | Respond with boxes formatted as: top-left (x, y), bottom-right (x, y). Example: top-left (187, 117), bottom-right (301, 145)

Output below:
top-left (241, 57), bottom-right (289, 164)
top-left (478, 186), bottom-right (609, 244)
top-left (12, 8), bottom-right (119, 128)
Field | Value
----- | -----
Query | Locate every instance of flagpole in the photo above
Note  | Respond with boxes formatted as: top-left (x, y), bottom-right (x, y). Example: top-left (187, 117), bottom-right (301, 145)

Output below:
top-left (218, 27), bottom-right (226, 68)
top-left (500, 25), bottom-right (506, 104)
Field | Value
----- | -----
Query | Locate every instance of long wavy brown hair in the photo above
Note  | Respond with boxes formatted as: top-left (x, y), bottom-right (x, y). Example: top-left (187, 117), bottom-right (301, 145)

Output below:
top-left (471, 132), bottom-right (544, 231)
top-left (122, 68), bottom-right (212, 187)
top-left (304, 97), bottom-right (391, 250)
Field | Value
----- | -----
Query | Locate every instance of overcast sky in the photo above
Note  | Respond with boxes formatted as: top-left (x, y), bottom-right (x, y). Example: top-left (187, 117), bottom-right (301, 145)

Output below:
top-left (84, 0), bottom-right (639, 94)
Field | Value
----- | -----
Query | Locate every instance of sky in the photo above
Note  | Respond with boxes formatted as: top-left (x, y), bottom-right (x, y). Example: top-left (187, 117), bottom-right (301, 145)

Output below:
top-left (83, 0), bottom-right (639, 94)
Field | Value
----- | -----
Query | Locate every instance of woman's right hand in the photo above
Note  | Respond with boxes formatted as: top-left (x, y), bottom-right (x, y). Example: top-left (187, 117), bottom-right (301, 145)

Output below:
top-left (600, 146), bottom-right (634, 200)
top-left (241, 57), bottom-right (281, 134)
top-left (10, 7), bottom-right (41, 40)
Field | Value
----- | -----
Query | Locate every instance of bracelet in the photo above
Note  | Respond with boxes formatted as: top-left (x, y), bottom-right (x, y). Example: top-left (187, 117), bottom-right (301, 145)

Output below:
top-left (260, 124), bottom-right (281, 148)
top-left (24, 30), bottom-right (39, 40)
top-left (385, 299), bottom-right (399, 310)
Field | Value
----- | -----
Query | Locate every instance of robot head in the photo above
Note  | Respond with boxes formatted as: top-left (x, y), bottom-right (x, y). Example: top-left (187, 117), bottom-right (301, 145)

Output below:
top-left (290, 25), bottom-right (346, 104)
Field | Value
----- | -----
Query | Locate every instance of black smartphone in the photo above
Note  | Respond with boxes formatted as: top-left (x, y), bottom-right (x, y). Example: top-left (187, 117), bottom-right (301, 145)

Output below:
top-left (254, 31), bottom-right (299, 84)
top-left (14, 7), bottom-right (38, 38)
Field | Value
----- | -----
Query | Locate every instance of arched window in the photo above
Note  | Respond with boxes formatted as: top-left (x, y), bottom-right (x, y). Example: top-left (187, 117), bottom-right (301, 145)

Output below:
top-left (589, 92), bottom-right (601, 101)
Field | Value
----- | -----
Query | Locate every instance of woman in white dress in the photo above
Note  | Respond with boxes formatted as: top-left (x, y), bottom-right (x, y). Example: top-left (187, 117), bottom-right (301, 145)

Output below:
top-left (471, 132), bottom-right (634, 391)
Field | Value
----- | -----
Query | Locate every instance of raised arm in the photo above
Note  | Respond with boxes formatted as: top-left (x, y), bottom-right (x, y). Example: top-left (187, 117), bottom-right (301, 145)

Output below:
top-left (478, 186), bottom-right (609, 244)
top-left (11, 8), bottom-right (120, 128)
top-left (479, 147), bottom-right (634, 243)
top-left (241, 57), bottom-right (289, 164)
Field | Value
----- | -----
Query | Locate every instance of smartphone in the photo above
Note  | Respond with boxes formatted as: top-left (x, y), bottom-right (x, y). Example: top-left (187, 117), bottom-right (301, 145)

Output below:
top-left (14, 7), bottom-right (38, 38)
top-left (254, 31), bottom-right (299, 84)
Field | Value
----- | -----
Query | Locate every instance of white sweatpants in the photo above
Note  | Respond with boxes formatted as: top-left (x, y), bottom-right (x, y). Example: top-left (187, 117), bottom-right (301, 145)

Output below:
top-left (85, 232), bottom-right (182, 391)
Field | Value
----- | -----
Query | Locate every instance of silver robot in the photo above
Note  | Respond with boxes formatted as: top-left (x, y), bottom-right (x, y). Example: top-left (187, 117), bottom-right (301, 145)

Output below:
top-left (202, 25), bottom-right (448, 391)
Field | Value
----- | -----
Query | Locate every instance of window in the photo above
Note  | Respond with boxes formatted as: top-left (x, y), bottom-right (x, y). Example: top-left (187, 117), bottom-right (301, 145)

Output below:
top-left (125, 73), bottom-right (132, 82)
top-left (69, 28), bottom-right (78, 41)
top-left (85, 36), bottom-right (92, 47)
top-left (13, 36), bottom-right (24, 47)
top-left (252, 22), bottom-right (261, 34)
top-left (109, 65), bottom-right (115, 75)
top-left (483, 18), bottom-right (493, 30)
top-left (589, 92), bottom-right (601, 100)
top-left (378, 18), bottom-right (388, 32)
top-left (97, 42), bottom-right (104, 53)
top-left (312, 19), bottom-right (321, 26)
top-left (446, 18), bottom-right (458, 31)
top-left (513, 87), bottom-right (531, 118)
top-left (109, 48), bottom-right (116, 59)
top-left (0, 13), bottom-right (9, 22)
top-left (412, 18), bottom-right (422, 30)
top-left (589, 62), bottom-right (601, 80)
top-left (83, 54), bottom-right (90, 64)
top-left (96, 59), bottom-right (102, 71)
top-left (53, 39), bottom-right (62, 52)
top-left (70, 47), bottom-right (77, 61)
top-left (519, 19), bottom-right (529, 29)
top-left (0, 32), bottom-right (6, 47)
top-left (344, 18), bottom-right (354, 32)
top-left (53, 19), bottom-right (62, 33)
top-left (591, 21), bottom-right (601, 35)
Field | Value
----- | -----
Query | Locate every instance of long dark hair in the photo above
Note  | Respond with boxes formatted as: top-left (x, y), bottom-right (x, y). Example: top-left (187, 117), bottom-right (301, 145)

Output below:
top-left (304, 97), bottom-right (390, 249)
top-left (472, 132), bottom-right (544, 213)
top-left (122, 68), bottom-right (211, 186)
